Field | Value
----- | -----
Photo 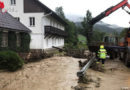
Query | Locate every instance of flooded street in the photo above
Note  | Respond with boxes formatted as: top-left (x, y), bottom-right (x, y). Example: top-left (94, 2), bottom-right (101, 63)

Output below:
top-left (0, 56), bottom-right (80, 90)
top-left (0, 56), bottom-right (130, 90)
top-left (77, 59), bottom-right (130, 90)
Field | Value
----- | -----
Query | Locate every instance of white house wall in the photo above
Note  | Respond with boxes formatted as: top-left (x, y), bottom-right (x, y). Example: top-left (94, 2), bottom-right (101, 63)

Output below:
top-left (2, 0), bottom-right (24, 14)
top-left (21, 13), bottom-right (43, 34)
top-left (43, 16), bottom-right (65, 49)
top-left (3, 0), bottom-right (65, 50)
top-left (48, 16), bottom-right (65, 31)
top-left (30, 33), bottom-right (42, 49)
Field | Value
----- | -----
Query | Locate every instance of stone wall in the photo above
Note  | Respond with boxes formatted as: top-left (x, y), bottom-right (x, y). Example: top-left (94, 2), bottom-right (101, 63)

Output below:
top-left (18, 48), bottom-right (60, 62)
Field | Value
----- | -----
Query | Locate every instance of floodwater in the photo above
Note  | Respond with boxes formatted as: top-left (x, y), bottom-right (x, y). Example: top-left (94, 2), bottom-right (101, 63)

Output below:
top-left (0, 56), bottom-right (81, 90)
top-left (76, 59), bottom-right (130, 90)
top-left (1, 56), bottom-right (130, 90)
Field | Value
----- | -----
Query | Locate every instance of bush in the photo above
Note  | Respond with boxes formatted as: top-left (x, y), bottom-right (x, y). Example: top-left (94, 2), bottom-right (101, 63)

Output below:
top-left (0, 51), bottom-right (24, 71)
top-left (20, 32), bottom-right (31, 52)
top-left (64, 42), bottom-right (88, 50)
top-left (8, 31), bottom-right (17, 51)
top-left (0, 31), bottom-right (2, 47)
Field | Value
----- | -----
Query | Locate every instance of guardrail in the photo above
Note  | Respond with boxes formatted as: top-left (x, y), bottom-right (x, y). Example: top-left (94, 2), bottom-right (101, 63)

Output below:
top-left (77, 55), bottom-right (96, 77)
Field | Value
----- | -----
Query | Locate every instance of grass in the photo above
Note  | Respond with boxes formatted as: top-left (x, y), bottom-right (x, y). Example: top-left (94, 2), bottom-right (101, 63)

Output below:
top-left (77, 34), bottom-right (88, 49)
top-left (78, 34), bottom-right (86, 44)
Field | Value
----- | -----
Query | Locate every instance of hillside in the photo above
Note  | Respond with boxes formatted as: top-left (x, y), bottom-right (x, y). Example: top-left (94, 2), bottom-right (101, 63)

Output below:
top-left (75, 21), bottom-right (124, 34)
top-left (66, 14), bottom-right (124, 33)
top-left (94, 21), bottom-right (124, 33)
top-left (78, 34), bottom-right (86, 43)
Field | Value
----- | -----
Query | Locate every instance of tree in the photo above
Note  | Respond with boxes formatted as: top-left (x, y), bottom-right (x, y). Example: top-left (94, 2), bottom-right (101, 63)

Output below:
top-left (92, 30), bottom-right (106, 41)
top-left (65, 20), bottom-right (78, 45)
top-left (81, 10), bottom-right (92, 43)
top-left (55, 7), bottom-right (78, 47)
top-left (55, 7), bottom-right (65, 20)
top-left (119, 28), bottom-right (128, 39)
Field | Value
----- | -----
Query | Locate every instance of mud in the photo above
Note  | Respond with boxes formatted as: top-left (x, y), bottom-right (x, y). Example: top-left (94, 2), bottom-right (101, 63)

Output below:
top-left (76, 59), bottom-right (130, 90)
top-left (0, 56), bottom-right (83, 90)
top-left (0, 56), bottom-right (130, 90)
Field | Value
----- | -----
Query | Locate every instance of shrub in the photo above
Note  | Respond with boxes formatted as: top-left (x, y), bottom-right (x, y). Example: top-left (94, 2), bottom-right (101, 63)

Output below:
top-left (8, 31), bottom-right (17, 51)
top-left (0, 51), bottom-right (24, 71)
top-left (0, 31), bottom-right (2, 47)
top-left (20, 32), bottom-right (31, 52)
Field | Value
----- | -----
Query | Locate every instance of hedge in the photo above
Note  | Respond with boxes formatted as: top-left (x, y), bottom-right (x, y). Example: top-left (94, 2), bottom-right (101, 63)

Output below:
top-left (0, 31), bottom-right (31, 52)
top-left (0, 31), bottom-right (2, 47)
top-left (20, 32), bottom-right (31, 52)
top-left (8, 31), bottom-right (17, 51)
top-left (0, 51), bottom-right (24, 71)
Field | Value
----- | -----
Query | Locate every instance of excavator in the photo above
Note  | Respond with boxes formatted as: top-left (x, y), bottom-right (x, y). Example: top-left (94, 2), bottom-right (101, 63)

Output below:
top-left (87, 0), bottom-right (130, 66)
top-left (87, 0), bottom-right (130, 42)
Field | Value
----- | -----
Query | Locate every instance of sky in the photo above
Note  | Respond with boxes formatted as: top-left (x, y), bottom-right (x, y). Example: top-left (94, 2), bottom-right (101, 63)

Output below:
top-left (40, 0), bottom-right (130, 27)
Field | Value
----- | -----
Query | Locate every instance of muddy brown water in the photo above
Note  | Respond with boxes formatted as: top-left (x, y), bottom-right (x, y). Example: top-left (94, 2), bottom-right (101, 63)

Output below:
top-left (0, 56), bottom-right (130, 90)
top-left (0, 56), bottom-right (83, 90)
top-left (76, 59), bottom-right (130, 90)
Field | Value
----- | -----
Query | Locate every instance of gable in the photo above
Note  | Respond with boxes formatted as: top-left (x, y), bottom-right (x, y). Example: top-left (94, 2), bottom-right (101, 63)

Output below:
top-left (24, 0), bottom-right (67, 25)
top-left (24, 0), bottom-right (47, 13)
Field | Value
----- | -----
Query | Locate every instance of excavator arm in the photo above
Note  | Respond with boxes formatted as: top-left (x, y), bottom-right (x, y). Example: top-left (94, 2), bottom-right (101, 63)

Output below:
top-left (87, 0), bottom-right (130, 43)
top-left (123, 3), bottom-right (130, 14)
top-left (89, 0), bottom-right (130, 25)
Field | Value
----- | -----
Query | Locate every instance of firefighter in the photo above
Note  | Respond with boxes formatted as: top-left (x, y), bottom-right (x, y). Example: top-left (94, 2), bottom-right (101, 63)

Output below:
top-left (97, 45), bottom-right (107, 67)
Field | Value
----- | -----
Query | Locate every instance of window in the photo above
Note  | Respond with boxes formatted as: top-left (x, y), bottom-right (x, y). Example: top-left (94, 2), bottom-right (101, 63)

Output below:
top-left (11, 0), bottom-right (16, 5)
top-left (15, 17), bottom-right (20, 21)
top-left (29, 17), bottom-right (35, 27)
top-left (1, 32), bottom-right (8, 47)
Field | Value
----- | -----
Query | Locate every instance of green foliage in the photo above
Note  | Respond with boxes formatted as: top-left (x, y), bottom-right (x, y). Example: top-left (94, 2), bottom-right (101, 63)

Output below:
top-left (112, 31), bottom-right (119, 37)
top-left (65, 20), bottom-right (78, 45)
top-left (0, 31), bottom-right (9, 51)
top-left (80, 10), bottom-right (108, 42)
top-left (0, 51), bottom-right (24, 71)
top-left (119, 28), bottom-right (127, 38)
top-left (77, 42), bottom-right (88, 49)
top-left (0, 31), bottom-right (30, 52)
top-left (55, 7), bottom-right (66, 20)
top-left (55, 7), bottom-right (79, 47)
top-left (64, 43), bottom-right (75, 49)
top-left (81, 10), bottom-right (92, 31)
top-left (20, 32), bottom-right (31, 52)
top-left (92, 30), bottom-right (106, 41)
top-left (8, 31), bottom-right (17, 51)
top-left (64, 42), bottom-right (88, 50)
top-left (78, 34), bottom-right (87, 44)
top-left (81, 10), bottom-right (92, 43)
top-left (0, 31), bottom-right (2, 47)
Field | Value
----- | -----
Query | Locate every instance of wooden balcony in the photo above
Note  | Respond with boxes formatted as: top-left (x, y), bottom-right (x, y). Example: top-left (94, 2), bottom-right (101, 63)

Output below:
top-left (44, 26), bottom-right (67, 38)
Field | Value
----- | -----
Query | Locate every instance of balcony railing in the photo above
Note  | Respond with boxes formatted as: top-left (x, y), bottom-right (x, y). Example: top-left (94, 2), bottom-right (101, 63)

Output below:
top-left (44, 26), bottom-right (67, 38)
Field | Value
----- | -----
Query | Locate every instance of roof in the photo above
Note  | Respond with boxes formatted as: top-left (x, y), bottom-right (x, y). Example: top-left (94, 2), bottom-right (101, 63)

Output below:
top-left (0, 12), bottom-right (31, 32)
top-left (24, 0), bottom-right (67, 25)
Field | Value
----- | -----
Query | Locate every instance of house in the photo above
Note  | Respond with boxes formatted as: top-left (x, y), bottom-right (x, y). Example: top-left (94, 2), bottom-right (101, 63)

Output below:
top-left (3, 0), bottom-right (67, 53)
top-left (0, 12), bottom-right (31, 51)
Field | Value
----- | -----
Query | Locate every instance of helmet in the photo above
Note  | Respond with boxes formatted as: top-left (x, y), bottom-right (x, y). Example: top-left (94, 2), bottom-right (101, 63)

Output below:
top-left (100, 45), bottom-right (104, 49)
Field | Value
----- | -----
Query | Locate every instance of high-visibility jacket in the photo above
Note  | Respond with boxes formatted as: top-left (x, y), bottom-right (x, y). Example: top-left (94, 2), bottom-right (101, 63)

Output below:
top-left (98, 48), bottom-right (107, 59)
